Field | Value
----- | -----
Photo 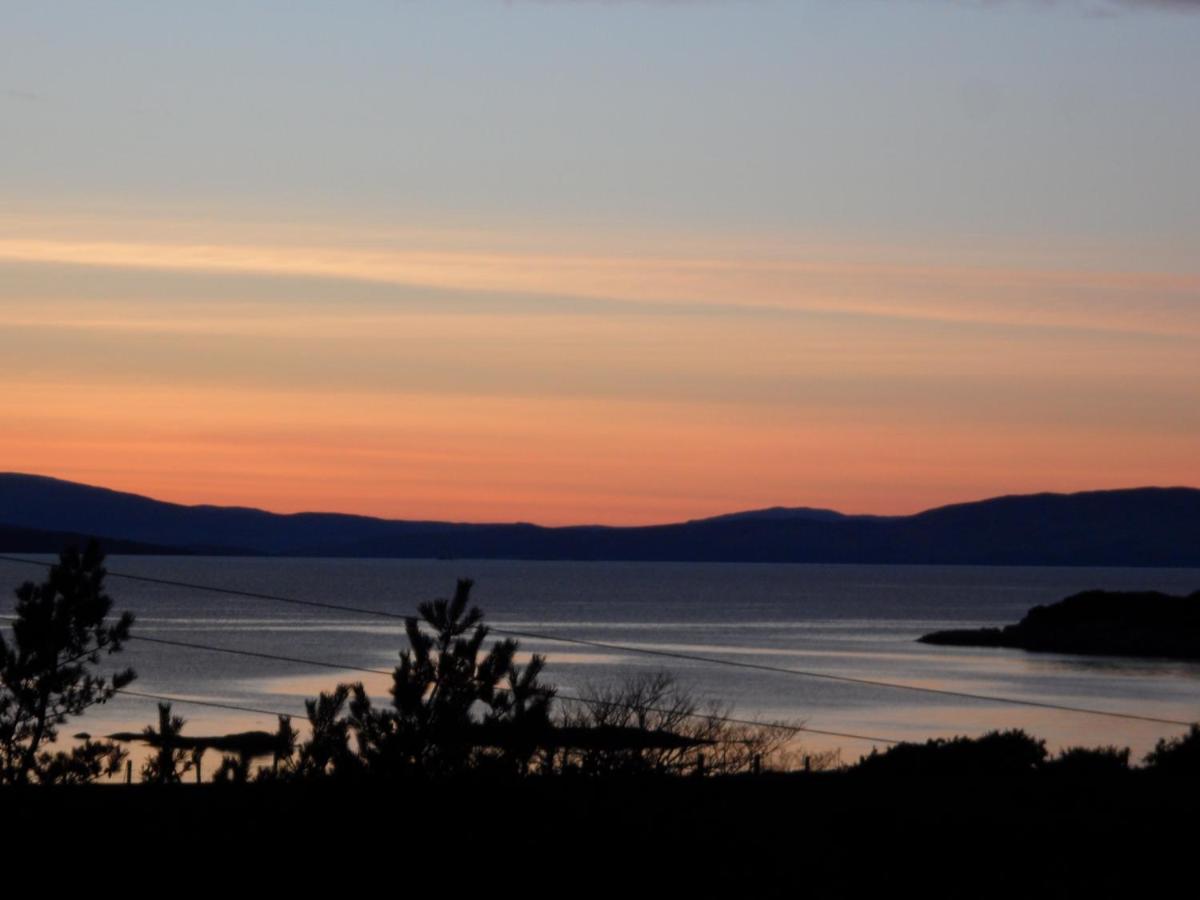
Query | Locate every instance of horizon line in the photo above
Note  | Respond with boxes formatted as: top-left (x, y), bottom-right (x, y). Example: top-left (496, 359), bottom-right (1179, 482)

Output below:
top-left (3, 470), bottom-right (1197, 531)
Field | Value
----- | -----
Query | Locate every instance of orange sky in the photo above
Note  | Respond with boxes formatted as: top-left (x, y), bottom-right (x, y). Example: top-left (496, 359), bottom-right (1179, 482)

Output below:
top-left (3, 1), bottom-right (1199, 525)
top-left (1, 213), bottom-right (1196, 525)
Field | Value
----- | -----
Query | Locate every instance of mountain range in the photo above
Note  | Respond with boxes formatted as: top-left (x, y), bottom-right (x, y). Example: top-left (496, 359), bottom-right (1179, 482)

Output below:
top-left (1, 473), bottom-right (1198, 566)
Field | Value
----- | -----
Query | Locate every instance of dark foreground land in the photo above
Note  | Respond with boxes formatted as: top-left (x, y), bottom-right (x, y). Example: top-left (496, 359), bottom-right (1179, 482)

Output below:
top-left (921, 589), bottom-right (1200, 660)
top-left (5, 774), bottom-right (1197, 895)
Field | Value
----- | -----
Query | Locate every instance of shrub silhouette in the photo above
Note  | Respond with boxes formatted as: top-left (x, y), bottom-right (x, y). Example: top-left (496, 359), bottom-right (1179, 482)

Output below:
top-left (1040, 745), bottom-right (1130, 775)
top-left (31, 735), bottom-right (129, 785)
top-left (214, 715), bottom-right (298, 783)
top-left (293, 684), bottom-right (362, 779)
top-left (344, 578), bottom-right (554, 776)
top-left (1143, 724), bottom-right (1200, 773)
top-left (853, 729), bottom-right (1047, 776)
top-left (212, 752), bottom-right (251, 784)
top-left (0, 542), bottom-right (135, 785)
top-left (140, 702), bottom-right (194, 784)
top-left (270, 581), bottom-right (807, 780)
top-left (264, 714), bottom-right (298, 780)
top-left (555, 670), bottom-right (794, 776)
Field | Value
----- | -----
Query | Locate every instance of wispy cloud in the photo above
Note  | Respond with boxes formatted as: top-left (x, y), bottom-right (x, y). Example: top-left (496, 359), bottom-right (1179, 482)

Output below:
top-left (1, 232), bottom-right (1197, 338)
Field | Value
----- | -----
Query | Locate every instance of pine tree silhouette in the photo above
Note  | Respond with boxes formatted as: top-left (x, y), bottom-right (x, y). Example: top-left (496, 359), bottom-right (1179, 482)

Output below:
top-left (294, 684), bottom-right (361, 779)
top-left (0, 542), bottom-right (135, 785)
top-left (345, 578), bottom-right (555, 776)
top-left (140, 702), bottom-right (193, 784)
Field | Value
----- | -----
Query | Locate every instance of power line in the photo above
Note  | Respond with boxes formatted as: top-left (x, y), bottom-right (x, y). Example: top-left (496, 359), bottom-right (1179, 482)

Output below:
top-left (111, 686), bottom-right (898, 750)
top-left (0, 553), bottom-right (1192, 729)
top-left (494, 628), bottom-right (1195, 728)
top-left (4, 611), bottom-right (899, 743)
top-left (131, 634), bottom-right (392, 679)
top-left (127, 634), bottom-right (900, 744)
top-left (115, 688), bottom-right (301, 721)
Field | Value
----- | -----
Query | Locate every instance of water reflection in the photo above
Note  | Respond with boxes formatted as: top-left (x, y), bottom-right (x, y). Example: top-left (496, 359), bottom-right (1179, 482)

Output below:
top-left (7, 555), bottom-right (1196, 769)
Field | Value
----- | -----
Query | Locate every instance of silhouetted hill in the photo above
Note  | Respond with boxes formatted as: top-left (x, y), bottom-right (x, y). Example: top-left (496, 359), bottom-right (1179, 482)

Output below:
top-left (2, 473), bottom-right (1199, 565)
top-left (920, 589), bottom-right (1200, 659)
top-left (687, 506), bottom-right (864, 524)
top-left (0, 521), bottom-right (186, 556)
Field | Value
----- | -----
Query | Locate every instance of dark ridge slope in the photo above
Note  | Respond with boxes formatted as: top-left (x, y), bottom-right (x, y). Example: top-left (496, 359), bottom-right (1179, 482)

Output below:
top-left (0, 522), bottom-right (186, 555)
top-left (2, 474), bottom-right (1198, 565)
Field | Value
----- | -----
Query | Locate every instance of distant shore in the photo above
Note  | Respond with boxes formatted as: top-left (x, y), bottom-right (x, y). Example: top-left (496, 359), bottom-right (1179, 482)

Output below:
top-left (4, 473), bottom-right (1200, 565)
top-left (920, 589), bottom-right (1200, 660)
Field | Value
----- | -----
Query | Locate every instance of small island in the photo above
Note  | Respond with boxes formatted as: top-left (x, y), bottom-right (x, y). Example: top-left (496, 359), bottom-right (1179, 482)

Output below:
top-left (919, 589), bottom-right (1200, 661)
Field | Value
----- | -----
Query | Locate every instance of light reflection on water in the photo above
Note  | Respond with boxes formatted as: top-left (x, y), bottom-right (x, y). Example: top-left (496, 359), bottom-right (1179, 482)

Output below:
top-left (2, 555), bottom-right (1196, 766)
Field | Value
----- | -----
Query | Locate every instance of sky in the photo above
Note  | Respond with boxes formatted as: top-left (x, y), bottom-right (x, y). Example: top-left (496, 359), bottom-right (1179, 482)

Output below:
top-left (1, 0), bottom-right (1197, 524)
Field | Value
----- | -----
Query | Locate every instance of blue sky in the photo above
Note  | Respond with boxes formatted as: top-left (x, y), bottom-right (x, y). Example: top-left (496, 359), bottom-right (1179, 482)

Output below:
top-left (4, 0), bottom-right (1197, 257)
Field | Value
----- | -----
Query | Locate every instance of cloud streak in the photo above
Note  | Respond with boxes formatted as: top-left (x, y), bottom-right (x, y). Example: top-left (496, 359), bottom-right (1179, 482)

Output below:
top-left (1, 233), bottom-right (1197, 338)
top-left (2, 221), bottom-right (1197, 525)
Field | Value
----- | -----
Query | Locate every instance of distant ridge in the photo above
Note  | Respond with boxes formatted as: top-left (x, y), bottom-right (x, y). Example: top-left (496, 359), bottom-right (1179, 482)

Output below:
top-left (1, 473), bottom-right (1199, 566)
top-left (0, 521), bottom-right (186, 556)
top-left (687, 506), bottom-right (872, 524)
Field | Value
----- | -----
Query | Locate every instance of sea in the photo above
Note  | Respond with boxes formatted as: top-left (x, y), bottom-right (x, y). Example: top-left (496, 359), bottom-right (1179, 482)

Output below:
top-left (3, 555), bottom-right (1199, 766)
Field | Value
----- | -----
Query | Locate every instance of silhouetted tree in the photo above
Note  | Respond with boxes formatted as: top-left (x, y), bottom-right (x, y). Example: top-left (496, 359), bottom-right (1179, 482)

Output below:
top-left (274, 579), bottom-right (556, 778)
top-left (293, 684), bottom-right (362, 779)
top-left (212, 752), bottom-right (251, 784)
top-left (853, 729), bottom-right (1048, 776)
top-left (264, 714), bottom-right (298, 780)
top-left (140, 702), bottom-right (193, 784)
top-left (1041, 745), bottom-right (1130, 775)
top-left (476, 651), bottom-right (556, 773)
top-left (346, 578), bottom-right (555, 776)
top-left (33, 737), bottom-right (129, 785)
top-left (1143, 724), bottom-right (1200, 773)
top-left (0, 542), bottom-right (135, 785)
top-left (556, 670), bottom-right (793, 776)
top-left (282, 582), bottom-right (804, 780)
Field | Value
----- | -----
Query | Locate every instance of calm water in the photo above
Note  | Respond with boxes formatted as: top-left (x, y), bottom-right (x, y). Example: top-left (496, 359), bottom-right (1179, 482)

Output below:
top-left (4, 556), bottom-right (1199, 763)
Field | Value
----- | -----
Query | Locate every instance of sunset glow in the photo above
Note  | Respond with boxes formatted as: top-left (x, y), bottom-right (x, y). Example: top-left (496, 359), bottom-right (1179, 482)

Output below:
top-left (2, 1), bottom-right (1197, 524)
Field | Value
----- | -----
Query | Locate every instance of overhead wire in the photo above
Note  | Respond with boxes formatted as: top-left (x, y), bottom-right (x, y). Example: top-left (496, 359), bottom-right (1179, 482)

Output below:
top-left (127, 634), bottom-right (901, 744)
top-left (0, 553), bottom-right (1192, 731)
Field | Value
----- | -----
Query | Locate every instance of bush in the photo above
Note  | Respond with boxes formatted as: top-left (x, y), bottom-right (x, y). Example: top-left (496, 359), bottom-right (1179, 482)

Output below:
top-left (1040, 745), bottom-right (1130, 775)
top-left (274, 583), bottom-right (794, 780)
top-left (852, 729), bottom-right (1047, 776)
top-left (555, 670), bottom-right (796, 776)
top-left (140, 702), bottom-right (197, 784)
top-left (288, 579), bottom-right (555, 779)
top-left (1143, 724), bottom-right (1200, 773)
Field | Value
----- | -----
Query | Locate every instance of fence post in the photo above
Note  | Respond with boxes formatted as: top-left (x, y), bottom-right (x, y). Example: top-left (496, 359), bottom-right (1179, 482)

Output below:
top-left (752, 754), bottom-right (762, 776)
top-left (695, 752), bottom-right (705, 777)
top-left (125, 759), bottom-right (132, 784)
